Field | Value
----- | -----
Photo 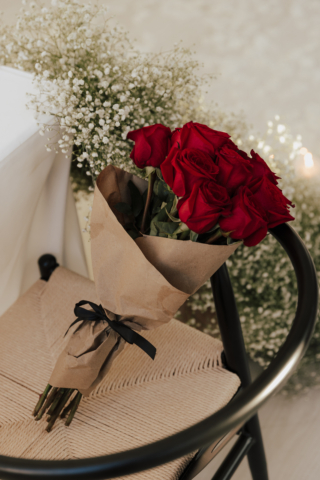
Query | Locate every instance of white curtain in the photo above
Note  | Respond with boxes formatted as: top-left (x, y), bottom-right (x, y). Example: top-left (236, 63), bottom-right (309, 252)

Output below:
top-left (0, 67), bottom-right (88, 315)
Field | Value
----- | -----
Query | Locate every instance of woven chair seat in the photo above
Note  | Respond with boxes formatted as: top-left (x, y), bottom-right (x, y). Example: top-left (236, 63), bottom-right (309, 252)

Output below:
top-left (0, 267), bottom-right (240, 479)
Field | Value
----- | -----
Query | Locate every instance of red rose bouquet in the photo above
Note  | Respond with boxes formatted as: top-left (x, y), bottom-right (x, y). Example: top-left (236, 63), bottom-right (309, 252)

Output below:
top-left (33, 122), bottom-right (294, 432)
top-left (127, 121), bottom-right (294, 246)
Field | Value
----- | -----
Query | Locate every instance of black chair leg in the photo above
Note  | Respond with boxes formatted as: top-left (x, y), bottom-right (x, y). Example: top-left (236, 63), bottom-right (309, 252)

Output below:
top-left (244, 415), bottom-right (268, 480)
top-left (38, 254), bottom-right (59, 281)
top-left (211, 432), bottom-right (254, 480)
top-left (211, 265), bottom-right (269, 480)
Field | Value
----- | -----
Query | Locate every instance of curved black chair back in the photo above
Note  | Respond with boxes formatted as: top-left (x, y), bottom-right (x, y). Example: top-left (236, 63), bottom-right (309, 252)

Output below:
top-left (0, 223), bottom-right (318, 480)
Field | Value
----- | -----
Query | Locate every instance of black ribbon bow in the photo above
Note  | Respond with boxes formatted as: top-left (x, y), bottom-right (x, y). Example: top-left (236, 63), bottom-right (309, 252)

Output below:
top-left (65, 300), bottom-right (156, 361)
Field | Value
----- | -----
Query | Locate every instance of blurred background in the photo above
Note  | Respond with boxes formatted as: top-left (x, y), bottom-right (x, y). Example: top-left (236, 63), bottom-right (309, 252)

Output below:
top-left (2, 0), bottom-right (320, 155)
top-left (1, 1), bottom-right (319, 479)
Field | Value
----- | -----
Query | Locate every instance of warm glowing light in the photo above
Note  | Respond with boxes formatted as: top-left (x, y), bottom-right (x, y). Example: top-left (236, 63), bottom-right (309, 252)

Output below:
top-left (300, 147), bottom-right (308, 155)
top-left (304, 152), bottom-right (314, 169)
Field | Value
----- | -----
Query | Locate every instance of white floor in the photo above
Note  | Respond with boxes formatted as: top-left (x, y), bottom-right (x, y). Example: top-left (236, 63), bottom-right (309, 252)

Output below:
top-left (195, 389), bottom-right (320, 479)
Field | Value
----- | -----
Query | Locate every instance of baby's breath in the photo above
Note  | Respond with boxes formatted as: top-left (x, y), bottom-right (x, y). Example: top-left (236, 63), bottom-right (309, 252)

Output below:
top-left (0, 0), bottom-right (207, 185)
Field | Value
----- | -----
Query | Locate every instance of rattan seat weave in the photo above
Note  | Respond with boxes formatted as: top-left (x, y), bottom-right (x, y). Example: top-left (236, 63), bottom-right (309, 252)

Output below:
top-left (0, 267), bottom-right (240, 479)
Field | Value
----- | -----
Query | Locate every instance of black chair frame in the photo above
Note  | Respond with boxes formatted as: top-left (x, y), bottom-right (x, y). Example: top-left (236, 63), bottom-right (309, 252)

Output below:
top-left (0, 223), bottom-right (318, 480)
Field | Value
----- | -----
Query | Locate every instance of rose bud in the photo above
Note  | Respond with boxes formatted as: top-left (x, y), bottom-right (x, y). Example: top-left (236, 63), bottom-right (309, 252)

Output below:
top-left (179, 122), bottom-right (231, 156)
top-left (216, 144), bottom-right (253, 194)
top-left (177, 180), bottom-right (232, 234)
top-left (219, 186), bottom-right (268, 247)
top-left (249, 150), bottom-right (280, 185)
top-left (161, 148), bottom-right (219, 197)
top-left (127, 124), bottom-right (171, 168)
top-left (249, 176), bottom-right (295, 228)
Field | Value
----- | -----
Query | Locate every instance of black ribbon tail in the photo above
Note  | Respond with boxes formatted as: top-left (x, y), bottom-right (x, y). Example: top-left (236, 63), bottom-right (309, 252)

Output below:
top-left (110, 321), bottom-right (157, 360)
top-left (131, 332), bottom-right (157, 360)
top-left (64, 318), bottom-right (83, 337)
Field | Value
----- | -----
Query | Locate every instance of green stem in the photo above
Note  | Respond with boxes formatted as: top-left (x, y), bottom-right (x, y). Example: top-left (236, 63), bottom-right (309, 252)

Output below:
top-left (47, 389), bottom-right (73, 422)
top-left (46, 389), bottom-right (72, 433)
top-left (60, 391), bottom-right (77, 419)
top-left (33, 384), bottom-right (51, 417)
top-left (65, 392), bottom-right (82, 427)
top-left (47, 388), bottom-right (65, 416)
top-left (206, 228), bottom-right (223, 244)
top-left (35, 387), bottom-right (59, 421)
top-left (140, 171), bottom-right (155, 234)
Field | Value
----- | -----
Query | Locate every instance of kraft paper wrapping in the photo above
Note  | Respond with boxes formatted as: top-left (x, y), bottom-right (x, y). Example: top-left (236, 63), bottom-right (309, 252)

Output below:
top-left (50, 166), bottom-right (239, 395)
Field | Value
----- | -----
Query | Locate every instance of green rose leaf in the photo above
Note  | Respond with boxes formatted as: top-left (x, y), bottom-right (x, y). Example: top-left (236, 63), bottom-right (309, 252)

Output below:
top-left (165, 208), bottom-right (180, 222)
top-left (154, 178), bottom-right (171, 202)
top-left (149, 196), bottom-right (175, 236)
top-left (174, 222), bottom-right (189, 235)
top-left (227, 236), bottom-right (242, 245)
top-left (149, 221), bottom-right (158, 237)
top-left (153, 221), bottom-right (180, 236)
top-left (190, 231), bottom-right (199, 242)
top-left (151, 196), bottom-right (162, 216)
top-left (155, 168), bottom-right (164, 182)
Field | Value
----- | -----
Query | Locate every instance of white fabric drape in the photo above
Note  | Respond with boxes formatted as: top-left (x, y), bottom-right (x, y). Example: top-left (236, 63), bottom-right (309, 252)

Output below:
top-left (0, 67), bottom-right (88, 315)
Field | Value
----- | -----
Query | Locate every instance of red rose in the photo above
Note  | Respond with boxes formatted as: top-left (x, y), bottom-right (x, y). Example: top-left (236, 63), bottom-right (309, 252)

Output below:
top-left (161, 147), bottom-right (219, 197)
top-left (249, 176), bottom-right (295, 228)
top-left (216, 144), bottom-right (253, 194)
top-left (169, 128), bottom-right (181, 149)
top-left (248, 150), bottom-right (279, 185)
top-left (178, 122), bottom-right (231, 156)
top-left (177, 180), bottom-right (232, 234)
top-left (127, 124), bottom-right (171, 168)
top-left (219, 186), bottom-right (268, 246)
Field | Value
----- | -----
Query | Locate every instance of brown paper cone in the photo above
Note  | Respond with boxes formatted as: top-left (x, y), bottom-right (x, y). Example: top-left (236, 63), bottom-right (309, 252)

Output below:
top-left (50, 166), bottom-right (239, 395)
